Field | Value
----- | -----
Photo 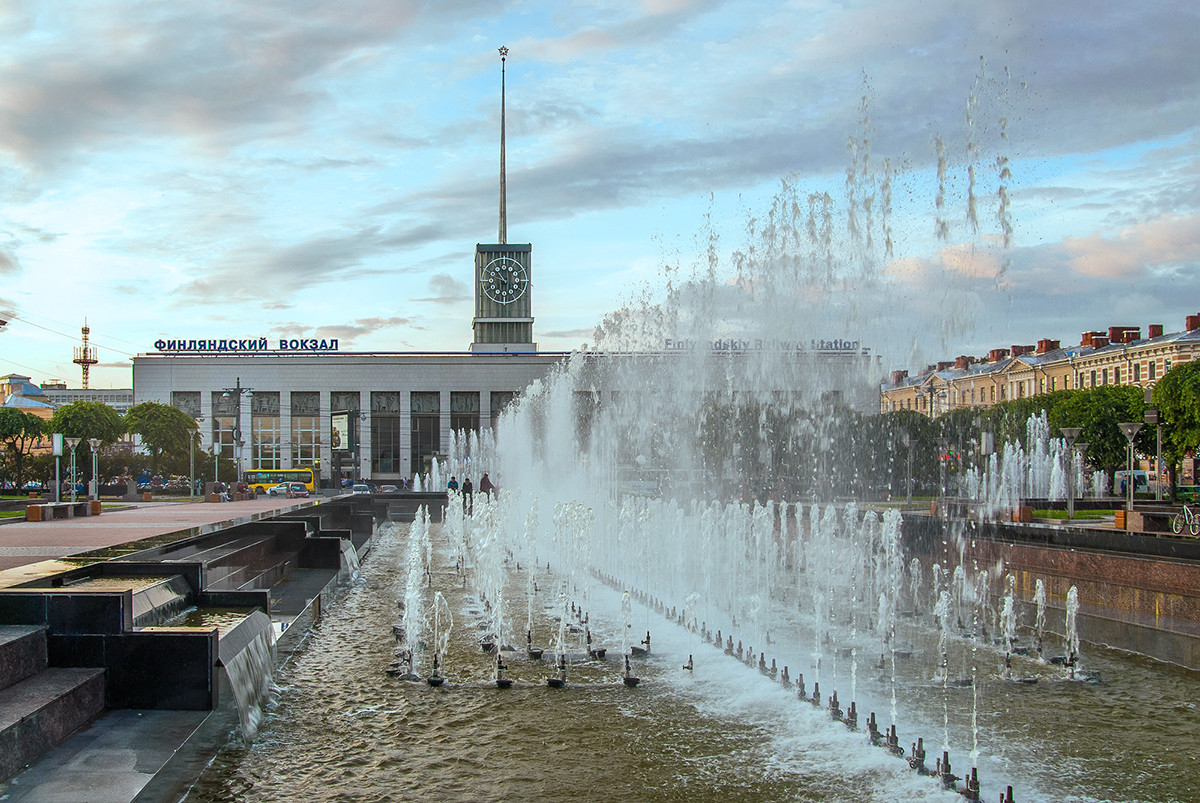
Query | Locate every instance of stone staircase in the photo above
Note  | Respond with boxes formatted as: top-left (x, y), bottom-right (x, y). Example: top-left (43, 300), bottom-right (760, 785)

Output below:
top-left (0, 625), bottom-right (105, 781)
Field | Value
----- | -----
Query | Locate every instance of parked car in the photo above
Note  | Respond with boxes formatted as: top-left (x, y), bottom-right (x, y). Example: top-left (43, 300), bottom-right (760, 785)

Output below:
top-left (287, 483), bottom-right (310, 498)
top-left (266, 483), bottom-right (291, 497)
top-left (351, 483), bottom-right (372, 495)
top-left (379, 484), bottom-right (399, 493)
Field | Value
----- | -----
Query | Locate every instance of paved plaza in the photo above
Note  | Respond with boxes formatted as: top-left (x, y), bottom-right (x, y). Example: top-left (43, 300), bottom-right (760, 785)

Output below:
top-left (0, 496), bottom-right (318, 575)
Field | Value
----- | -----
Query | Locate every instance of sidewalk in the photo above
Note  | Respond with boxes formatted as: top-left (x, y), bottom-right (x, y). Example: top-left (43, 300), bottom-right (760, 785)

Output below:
top-left (0, 496), bottom-right (320, 579)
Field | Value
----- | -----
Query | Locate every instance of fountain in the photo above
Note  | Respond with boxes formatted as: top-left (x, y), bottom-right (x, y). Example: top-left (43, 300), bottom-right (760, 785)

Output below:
top-left (179, 88), bottom-right (1200, 803)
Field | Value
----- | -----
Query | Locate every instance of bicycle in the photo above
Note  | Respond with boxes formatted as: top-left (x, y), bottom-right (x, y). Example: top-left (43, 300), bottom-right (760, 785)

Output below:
top-left (1171, 502), bottom-right (1200, 535)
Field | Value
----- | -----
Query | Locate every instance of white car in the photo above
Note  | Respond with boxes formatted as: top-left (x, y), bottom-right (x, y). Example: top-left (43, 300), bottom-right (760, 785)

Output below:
top-left (267, 483), bottom-right (292, 497)
top-left (351, 483), bottom-right (372, 495)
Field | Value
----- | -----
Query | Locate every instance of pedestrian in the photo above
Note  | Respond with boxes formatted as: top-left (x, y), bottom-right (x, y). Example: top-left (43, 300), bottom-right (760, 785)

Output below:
top-left (462, 476), bottom-right (473, 514)
top-left (448, 476), bottom-right (459, 491)
top-left (479, 472), bottom-right (494, 496)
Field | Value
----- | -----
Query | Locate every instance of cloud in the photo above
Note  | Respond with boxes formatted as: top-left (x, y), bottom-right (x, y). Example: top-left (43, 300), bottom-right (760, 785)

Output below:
top-left (1063, 212), bottom-right (1200, 278)
top-left (411, 274), bottom-right (468, 304)
top-left (0, 247), bottom-right (18, 274)
top-left (541, 327), bottom-right (594, 339)
top-left (264, 316), bottom-right (420, 348)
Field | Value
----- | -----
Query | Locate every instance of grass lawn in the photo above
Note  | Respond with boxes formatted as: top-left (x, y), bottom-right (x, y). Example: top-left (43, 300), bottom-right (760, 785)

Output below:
top-left (1033, 509), bottom-right (1115, 520)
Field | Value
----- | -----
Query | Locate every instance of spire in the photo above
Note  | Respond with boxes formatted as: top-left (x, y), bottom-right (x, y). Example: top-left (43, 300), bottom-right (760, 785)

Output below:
top-left (498, 45), bottom-right (508, 245)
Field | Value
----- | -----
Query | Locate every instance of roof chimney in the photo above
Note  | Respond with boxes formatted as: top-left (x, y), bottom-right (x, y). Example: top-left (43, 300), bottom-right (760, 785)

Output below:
top-left (1036, 339), bottom-right (1060, 355)
top-left (954, 355), bottom-right (974, 370)
top-left (890, 369), bottom-right (908, 386)
top-left (1148, 324), bottom-right (1163, 339)
top-left (1187, 314), bottom-right (1200, 332)
top-left (988, 348), bottom-right (1010, 363)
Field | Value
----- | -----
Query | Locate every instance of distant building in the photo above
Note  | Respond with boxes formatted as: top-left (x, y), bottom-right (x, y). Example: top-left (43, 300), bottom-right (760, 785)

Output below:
top-left (0, 374), bottom-right (55, 421)
top-left (881, 314), bottom-right (1200, 416)
top-left (39, 386), bottom-right (135, 415)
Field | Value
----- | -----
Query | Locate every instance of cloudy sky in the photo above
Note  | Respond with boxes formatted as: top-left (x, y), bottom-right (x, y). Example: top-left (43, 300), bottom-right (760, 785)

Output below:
top-left (0, 0), bottom-right (1197, 388)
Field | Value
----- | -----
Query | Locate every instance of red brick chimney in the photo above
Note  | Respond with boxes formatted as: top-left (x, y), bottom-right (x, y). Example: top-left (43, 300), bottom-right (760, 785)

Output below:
top-left (936, 360), bottom-right (954, 371)
top-left (1081, 331), bottom-right (1104, 347)
top-left (1090, 334), bottom-right (1110, 348)
top-left (1148, 324), bottom-right (1163, 339)
top-left (988, 348), bottom-right (1010, 362)
top-left (1036, 339), bottom-right (1060, 354)
top-left (954, 355), bottom-right (975, 370)
top-left (890, 369), bottom-right (908, 386)
top-left (1187, 314), bottom-right (1200, 332)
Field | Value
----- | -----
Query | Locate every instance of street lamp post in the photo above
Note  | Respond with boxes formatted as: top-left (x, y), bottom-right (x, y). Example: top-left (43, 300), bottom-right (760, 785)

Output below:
top-left (1118, 422), bottom-right (1143, 514)
top-left (64, 437), bottom-right (81, 503)
top-left (189, 416), bottom-right (205, 500)
top-left (87, 438), bottom-right (101, 501)
top-left (1061, 428), bottom-right (1081, 520)
top-left (901, 431), bottom-right (913, 506)
top-left (1144, 388), bottom-right (1162, 502)
top-left (222, 378), bottom-right (253, 485)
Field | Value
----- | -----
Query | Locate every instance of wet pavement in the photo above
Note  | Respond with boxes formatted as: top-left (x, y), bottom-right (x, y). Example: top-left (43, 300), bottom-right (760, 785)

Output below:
top-left (0, 496), bottom-right (323, 575)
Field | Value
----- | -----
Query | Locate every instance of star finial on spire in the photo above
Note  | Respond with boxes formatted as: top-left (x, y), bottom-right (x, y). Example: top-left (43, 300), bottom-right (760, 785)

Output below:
top-left (499, 46), bottom-right (508, 58)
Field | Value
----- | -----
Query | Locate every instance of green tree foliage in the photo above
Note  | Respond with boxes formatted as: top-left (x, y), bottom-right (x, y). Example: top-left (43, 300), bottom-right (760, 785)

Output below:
top-left (47, 401), bottom-right (124, 444)
top-left (123, 402), bottom-right (199, 475)
top-left (1153, 361), bottom-right (1200, 485)
top-left (0, 408), bottom-right (46, 489)
top-left (46, 401), bottom-right (126, 483)
top-left (1047, 385), bottom-right (1148, 475)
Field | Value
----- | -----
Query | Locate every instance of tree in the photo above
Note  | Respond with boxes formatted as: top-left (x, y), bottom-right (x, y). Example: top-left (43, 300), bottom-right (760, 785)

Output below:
top-left (1048, 385), bottom-right (1148, 476)
top-left (123, 402), bottom-right (199, 476)
top-left (46, 401), bottom-right (126, 485)
top-left (1154, 361), bottom-right (1200, 493)
top-left (0, 408), bottom-right (46, 490)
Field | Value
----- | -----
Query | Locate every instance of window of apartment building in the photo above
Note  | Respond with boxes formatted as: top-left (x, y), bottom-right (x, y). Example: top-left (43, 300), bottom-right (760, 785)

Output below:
top-left (990, 386), bottom-right (996, 402)
top-left (1133, 363), bottom-right (1140, 382)
top-left (1090, 370), bottom-right (1097, 387)
top-left (1102, 368), bottom-right (1109, 385)
top-left (1149, 361), bottom-right (1156, 380)
top-left (1113, 366), bottom-right (1121, 385)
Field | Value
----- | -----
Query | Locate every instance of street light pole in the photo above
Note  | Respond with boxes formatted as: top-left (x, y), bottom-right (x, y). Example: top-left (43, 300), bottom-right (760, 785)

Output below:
top-left (222, 378), bottom-right (253, 486)
top-left (1061, 428), bottom-right (1081, 520)
top-left (87, 438), bottom-right (101, 501)
top-left (64, 437), bottom-right (81, 503)
top-left (1118, 422), bottom-right (1143, 514)
top-left (189, 415), bottom-right (205, 500)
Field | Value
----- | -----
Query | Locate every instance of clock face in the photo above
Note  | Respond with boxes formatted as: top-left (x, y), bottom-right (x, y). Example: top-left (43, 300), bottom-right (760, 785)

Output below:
top-left (482, 256), bottom-right (529, 304)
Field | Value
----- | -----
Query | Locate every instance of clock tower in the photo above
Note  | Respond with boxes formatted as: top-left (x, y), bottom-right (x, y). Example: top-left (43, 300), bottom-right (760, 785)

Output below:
top-left (472, 243), bottom-right (534, 351)
top-left (471, 46), bottom-right (536, 353)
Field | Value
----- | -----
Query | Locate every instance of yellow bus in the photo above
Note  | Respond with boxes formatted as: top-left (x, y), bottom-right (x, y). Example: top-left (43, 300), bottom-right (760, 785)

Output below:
top-left (244, 468), bottom-right (316, 495)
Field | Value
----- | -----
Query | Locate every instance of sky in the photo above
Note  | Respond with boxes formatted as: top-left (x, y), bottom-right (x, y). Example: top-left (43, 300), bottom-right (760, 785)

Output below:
top-left (0, 0), bottom-right (1197, 389)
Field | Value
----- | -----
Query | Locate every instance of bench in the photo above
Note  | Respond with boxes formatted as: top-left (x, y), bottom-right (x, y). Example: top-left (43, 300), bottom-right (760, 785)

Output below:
top-left (24, 501), bottom-right (95, 522)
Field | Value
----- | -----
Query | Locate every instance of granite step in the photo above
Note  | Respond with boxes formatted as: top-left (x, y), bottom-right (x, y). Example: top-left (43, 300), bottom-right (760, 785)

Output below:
top-left (0, 626), bottom-right (48, 692)
top-left (0, 667), bottom-right (106, 781)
